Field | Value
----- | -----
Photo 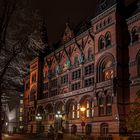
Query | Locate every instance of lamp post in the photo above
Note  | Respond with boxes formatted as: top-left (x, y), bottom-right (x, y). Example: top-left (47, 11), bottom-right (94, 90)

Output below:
top-left (80, 107), bottom-right (86, 135)
top-left (55, 111), bottom-right (62, 131)
top-left (35, 113), bottom-right (42, 133)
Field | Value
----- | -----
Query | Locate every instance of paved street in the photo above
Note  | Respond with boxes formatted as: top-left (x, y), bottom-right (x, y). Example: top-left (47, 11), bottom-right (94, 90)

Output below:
top-left (2, 134), bottom-right (45, 140)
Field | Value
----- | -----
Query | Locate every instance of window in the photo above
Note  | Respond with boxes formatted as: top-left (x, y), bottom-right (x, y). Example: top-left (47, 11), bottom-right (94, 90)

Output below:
top-left (85, 78), bottom-right (94, 87)
top-left (137, 54), bottom-right (140, 76)
top-left (98, 93), bottom-right (112, 116)
top-left (131, 27), bottom-right (139, 43)
top-left (74, 56), bottom-right (79, 66)
top-left (20, 100), bottom-right (23, 104)
top-left (72, 69), bottom-right (81, 80)
top-left (70, 103), bottom-right (77, 119)
top-left (85, 64), bottom-right (94, 76)
top-left (32, 73), bottom-right (36, 83)
top-left (100, 123), bottom-right (109, 136)
top-left (88, 48), bottom-right (93, 61)
top-left (43, 82), bottom-right (48, 91)
top-left (43, 71), bottom-right (47, 80)
top-left (72, 82), bottom-right (81, 91)
top-left (86, 100), bottom-right (91, 118)
top-left (72, 104), bottom-right (75, 119)
top-left (99, 36), bottom-right (105, 50)
top-left (99, 96), bottom-right (105, 116)
top-left (50, 79), bottom-right (57, 88)
top-left (20, 108), bottom-right (23, 113)
top-left (106, 106), bottom-right (112, 115)
top-left (106, 95), bottom-right (112, 104)
top-left (77, 104), bottom-right (80, 118)
top-left (20, 117), bottom-right (23, 121)
top-left (50, 89), bottom-right (58, 97)
top-left (97, 58), bottom-right (114, 82)
top-left (85, 124), bottom-right (92, 135)
top-left (105, 32), bottom-right (111, 47)
top-left (61, 74), bottom-right (68, 85)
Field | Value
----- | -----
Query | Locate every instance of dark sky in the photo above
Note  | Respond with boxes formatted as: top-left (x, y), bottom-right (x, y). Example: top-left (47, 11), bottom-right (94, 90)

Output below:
top-left (31, 0), bottom-right (133, 44)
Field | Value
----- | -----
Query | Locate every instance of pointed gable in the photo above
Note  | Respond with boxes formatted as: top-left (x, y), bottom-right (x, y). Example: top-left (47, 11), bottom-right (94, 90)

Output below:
top-left (62, 23), bottom-right (74, 44)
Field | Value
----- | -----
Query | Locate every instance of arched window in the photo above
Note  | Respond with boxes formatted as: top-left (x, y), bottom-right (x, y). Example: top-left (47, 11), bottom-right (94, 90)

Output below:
top-left (100, 123), bottom-right (109, 136)
top-left (131, 27), bottom-right (139, 43)
top-left (103, 60), bottom-right (113, 81)
top-left (85, 124), bottom-right (92, 135)
top-left (99, 36), bottom-right (105, 51)
top-left (105, 32), bottom-right (111, 47)
top-left (97, 56), bottom-right (114, 82)
top-left (71, 125), bottom-right (77, 134)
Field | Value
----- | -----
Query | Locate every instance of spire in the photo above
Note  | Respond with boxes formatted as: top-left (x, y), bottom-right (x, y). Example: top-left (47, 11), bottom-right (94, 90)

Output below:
top-left (40, 17), bottom-right (48, 46)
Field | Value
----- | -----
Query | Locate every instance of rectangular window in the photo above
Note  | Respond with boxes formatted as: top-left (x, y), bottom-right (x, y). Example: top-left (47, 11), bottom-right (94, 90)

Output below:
top-left (20, 117), bottom-right (23, 121)
top-left (85, 77), bottom-right (94, 87)
top-left (72, 82), bottom-right (81, 91)
top-left (50, 89), bottom-right (58, 97)
top-left (61, 74), bottom-right (68, 85)
top-left (85, 64), bottom-right (94, 76)
top-left (106, 106), bottom-right (112, 115)
top-left (50, 79), bottom-right (57, 88)
top-left (77, 104), bottom-right (80, 118)
top-left (43, 71), bottom-right (47, 80)
top-left (86, 110), bottom-right (90, 117)
top-left (72, 69), bottom-right (81, 80)
top-left (72, 111), bottom-right (75, 119)
top-left (43, 82), bottom-right (49, 91)
top-left (99, 107), bottom-right (104, 116)
top-left (20, 100), bottom-right (23, 104)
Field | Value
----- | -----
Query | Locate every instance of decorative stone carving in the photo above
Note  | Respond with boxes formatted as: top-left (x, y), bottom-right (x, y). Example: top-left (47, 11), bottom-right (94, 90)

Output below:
top-left (56, 65), bottom-right (61, 75)
top-left (79, 53), bottom-right (85, 64)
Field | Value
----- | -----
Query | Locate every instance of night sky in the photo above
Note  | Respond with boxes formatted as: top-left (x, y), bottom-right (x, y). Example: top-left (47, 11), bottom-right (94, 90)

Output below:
top-left (31, 0), bottom-right (133, 44)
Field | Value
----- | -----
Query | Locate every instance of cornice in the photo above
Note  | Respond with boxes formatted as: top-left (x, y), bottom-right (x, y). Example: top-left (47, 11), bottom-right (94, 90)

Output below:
top-left (91, 4), bottom-right (117, 24)
top-left (127, 12), bottom-right (140, 25)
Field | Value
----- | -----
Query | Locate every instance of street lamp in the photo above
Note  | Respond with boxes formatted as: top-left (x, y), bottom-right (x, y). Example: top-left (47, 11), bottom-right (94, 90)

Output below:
top-left (80, 106), bottom-right (86, 136)
top-left (35, 113), bottom-right (42, 133)
top-left (55, 111), bottom-right (62, 131)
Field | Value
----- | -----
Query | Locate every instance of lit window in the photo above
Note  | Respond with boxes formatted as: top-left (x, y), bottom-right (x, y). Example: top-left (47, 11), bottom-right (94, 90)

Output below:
top-left (20, 108), bottom-right (23, 113)
top-left (20, 117), bottom-right (23, 121)
top-left (77, 104), bottom-right (80, 118)
top-left (20, 126), bottom-right (23, 129)
top-left (20, 100), bottom-right (23, 104)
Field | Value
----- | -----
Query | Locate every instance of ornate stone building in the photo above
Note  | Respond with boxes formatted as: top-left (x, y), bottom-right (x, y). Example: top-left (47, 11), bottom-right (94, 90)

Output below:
top-left (24, 0), bottom-right (140, 136)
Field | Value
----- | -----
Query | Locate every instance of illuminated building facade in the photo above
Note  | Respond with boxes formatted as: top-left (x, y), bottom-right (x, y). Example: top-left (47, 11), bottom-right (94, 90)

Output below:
top-left (24, 0), bottom-right (140, 136)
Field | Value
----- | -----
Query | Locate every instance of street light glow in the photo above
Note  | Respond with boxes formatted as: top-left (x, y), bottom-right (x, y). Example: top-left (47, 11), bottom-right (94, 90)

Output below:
top-left (80, 107), bottom-right (86, 112)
